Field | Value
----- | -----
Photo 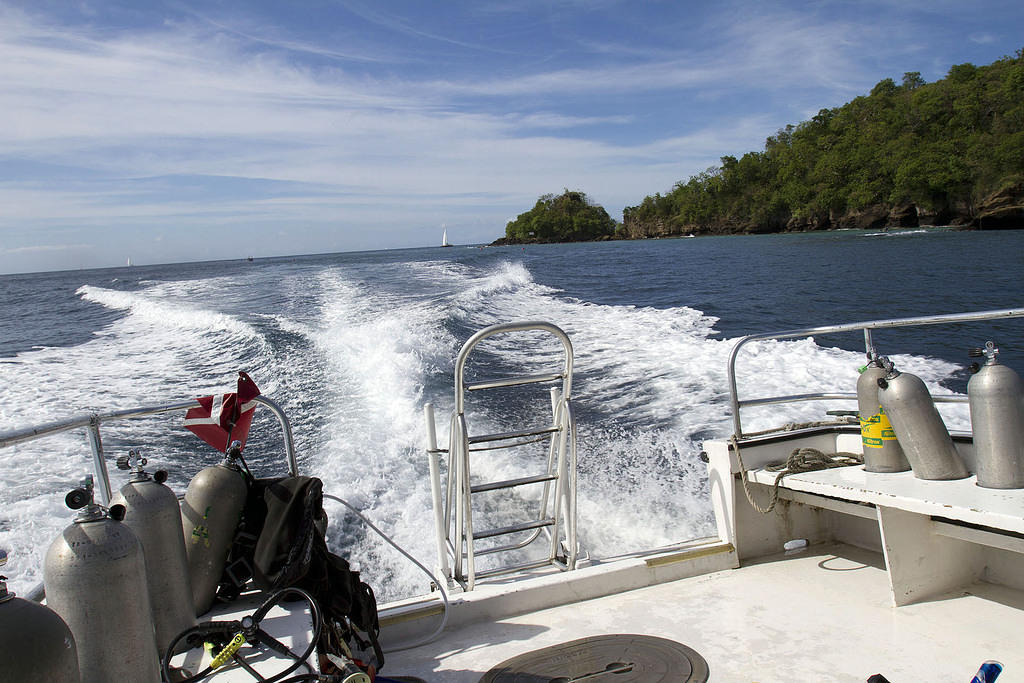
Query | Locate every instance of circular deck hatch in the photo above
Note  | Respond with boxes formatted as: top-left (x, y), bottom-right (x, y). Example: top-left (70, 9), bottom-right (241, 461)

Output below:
top-left (479, 634), bottom-right (709, 682)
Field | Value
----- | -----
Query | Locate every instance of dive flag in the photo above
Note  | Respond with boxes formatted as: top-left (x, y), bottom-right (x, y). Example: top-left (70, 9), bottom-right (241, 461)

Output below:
top-left (184, 371), bottom-right (261, 452)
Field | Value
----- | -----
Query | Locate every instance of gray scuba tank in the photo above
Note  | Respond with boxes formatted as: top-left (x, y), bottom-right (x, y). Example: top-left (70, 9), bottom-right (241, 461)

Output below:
top-left (857, 356), bottom-right (911, 473)
top-left (181, 442), bottom-right (249, 616)
top-left (968, 341), bottom-right (1024, 489)
top-left (0, 549), bottom-right (81, 682)
top-left (111, 450), bottom-right (196, 652)
top-left (877, 358), bottom-right (969, 480)
top-left (43, 476), bottom-right (161, 683)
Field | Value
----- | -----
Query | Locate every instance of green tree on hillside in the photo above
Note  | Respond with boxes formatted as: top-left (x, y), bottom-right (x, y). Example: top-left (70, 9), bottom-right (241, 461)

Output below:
top-left (505, 190), bottom-right (618, 242)
top-left (624, 48), bottom-right (1024, 234)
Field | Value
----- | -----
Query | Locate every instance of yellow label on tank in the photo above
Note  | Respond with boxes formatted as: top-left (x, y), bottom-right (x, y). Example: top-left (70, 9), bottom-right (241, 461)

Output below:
top-left (860, 406), bottom-right (897, 448)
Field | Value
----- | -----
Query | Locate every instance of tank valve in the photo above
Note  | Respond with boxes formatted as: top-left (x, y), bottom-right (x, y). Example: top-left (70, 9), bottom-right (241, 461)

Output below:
top-left (968, 341), bottom-right (999, 364)
top-left (116, 449), bottom-right (148, 472)
top-left (64, 475), bottom-right (108, 522)
top-left (220, 440), bottom-right (244, 469)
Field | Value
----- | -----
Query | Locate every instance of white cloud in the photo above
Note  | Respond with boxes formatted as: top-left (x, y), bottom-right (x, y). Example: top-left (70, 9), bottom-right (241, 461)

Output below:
top-left (1, 243), bottom-right (95, 254)
top-left (1, 1), bottom-right (1021, 272)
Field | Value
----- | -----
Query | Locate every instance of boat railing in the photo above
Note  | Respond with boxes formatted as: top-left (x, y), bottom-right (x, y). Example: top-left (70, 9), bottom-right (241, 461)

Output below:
top-left (728, 307), bottom-right (1024, 440)
top-left (0, 395), bottom-right (298, 505)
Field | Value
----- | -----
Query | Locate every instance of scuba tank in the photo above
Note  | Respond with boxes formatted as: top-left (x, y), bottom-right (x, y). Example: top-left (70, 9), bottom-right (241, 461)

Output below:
top-left (857, 355), bottom-right (911, 473)
top-left (877, 358), bottom-right (969, 480)
top-left (181, 441), bottom-right (249, 616)
top-left (43, 476), bottom-right (161, 683)
top-left (968, 341), bottom-right (1024, 489)
top-left (111, 450), bottom-right (196, 652)
top-left (0, 548), bottom-right (81, 682)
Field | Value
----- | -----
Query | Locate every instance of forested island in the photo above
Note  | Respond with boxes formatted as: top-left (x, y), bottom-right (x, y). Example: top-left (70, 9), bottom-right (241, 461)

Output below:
top-left (494, 49), bottom-right (1023, 245)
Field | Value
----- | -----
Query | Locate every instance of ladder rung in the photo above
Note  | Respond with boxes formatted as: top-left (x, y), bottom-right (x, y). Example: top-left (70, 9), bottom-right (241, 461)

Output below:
top-left (474, 518), bottom-right (554, 540)
top-left (467, 372), bottom-right (564, 391)
top-left (475, 559), bottom-right (557, 580)
top-left (471, 474), bottom-right (557, 493)
top-left (469, 425), bottom-right (558, 444)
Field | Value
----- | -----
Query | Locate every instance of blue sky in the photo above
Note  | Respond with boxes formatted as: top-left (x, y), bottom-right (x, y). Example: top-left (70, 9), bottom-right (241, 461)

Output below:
top-left (1, 1), bottom-right (1022, 273)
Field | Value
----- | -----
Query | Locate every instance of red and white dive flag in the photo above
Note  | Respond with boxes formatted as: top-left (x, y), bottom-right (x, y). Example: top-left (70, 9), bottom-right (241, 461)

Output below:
top-left (184, 371), bottom-right (261, 452)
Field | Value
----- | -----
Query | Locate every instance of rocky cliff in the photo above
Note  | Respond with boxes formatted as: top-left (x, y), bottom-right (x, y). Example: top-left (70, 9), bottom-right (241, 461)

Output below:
top-left (621, 183), bottom-right (1024, 238)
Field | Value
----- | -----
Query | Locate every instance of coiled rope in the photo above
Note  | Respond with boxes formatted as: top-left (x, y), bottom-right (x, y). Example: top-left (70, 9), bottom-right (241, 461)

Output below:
top-left (730, 435), bottom-right (863, 514)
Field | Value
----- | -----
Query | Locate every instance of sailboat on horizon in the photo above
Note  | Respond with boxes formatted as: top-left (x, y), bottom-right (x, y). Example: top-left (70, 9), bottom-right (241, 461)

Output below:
top-left (441, 224), bottom-right (452, 247)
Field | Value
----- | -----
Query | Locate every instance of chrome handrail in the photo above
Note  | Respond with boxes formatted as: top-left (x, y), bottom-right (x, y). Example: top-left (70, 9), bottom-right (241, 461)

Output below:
top-left (454, 320), bottom-right (573, 414)
top-left (0, 395), bottom-right (297, 504)
top-left (727, 307), bottom-right (1024, 439)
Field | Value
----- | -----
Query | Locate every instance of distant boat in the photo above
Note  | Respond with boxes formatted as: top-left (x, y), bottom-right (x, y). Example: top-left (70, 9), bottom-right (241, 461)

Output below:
top-left (127, 257), bottom-right (132, 267)
top-left (247, 256), bottom-right (254, 262)
top-left (442, 226), bottom-right (452, 247)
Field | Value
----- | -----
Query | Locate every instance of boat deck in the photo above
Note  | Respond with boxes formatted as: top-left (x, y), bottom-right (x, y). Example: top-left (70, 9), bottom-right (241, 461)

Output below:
top-left (383, 543), bottom-right (1020, 681)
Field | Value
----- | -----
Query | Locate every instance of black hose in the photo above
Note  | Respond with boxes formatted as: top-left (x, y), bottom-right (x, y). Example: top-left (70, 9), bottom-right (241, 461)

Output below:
top-left (161, 587), bottom-right (322, 683)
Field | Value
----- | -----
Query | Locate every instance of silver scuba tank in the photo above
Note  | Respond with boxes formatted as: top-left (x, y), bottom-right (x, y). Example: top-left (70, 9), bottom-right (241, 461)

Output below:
top-left (181, 441), bottom-right (249, 616)
top-left (857, 356), bottom-right (911, 473)
top-left (0, 549), bottom-right (81, 682)
top-left (111, 450), bottom-right (196, 652)
top-left (43, 476), bottom-right (161, 683)
top-left (968, 341), bottom-right (1024, 489)
top-left (876, 358), bottom-right (969, 480)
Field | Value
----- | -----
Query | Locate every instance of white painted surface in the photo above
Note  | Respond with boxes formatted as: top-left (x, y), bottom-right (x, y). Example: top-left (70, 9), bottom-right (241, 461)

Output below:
top-left (169, 594), bottom-right (317, 681)
top-left (747, 465), bottom-right (1024, 533)
top-left (383, 543), bottom-right (1022, 682)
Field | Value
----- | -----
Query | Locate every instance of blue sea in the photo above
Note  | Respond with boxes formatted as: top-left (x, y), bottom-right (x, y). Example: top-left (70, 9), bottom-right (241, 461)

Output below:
top-left (2, 228), bottom-right (1023, 599)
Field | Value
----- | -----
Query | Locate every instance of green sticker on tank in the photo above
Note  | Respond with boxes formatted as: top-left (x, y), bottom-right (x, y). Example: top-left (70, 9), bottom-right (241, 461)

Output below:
top-left (861, 409), bottom-right (898, 448)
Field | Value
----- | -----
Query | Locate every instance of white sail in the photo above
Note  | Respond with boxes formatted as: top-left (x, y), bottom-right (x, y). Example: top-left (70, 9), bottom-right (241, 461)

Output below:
top-left (442, 226), bottom-right (451, 247)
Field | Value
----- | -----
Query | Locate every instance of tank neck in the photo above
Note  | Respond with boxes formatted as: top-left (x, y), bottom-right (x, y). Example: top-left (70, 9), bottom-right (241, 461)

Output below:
top-left (128, 468), bottom-right (152, 483)
top-left (73, 503), bottom-right (108, 524)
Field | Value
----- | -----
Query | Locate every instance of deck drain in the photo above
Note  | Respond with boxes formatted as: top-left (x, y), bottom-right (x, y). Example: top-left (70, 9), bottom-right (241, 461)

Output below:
top-left (479, 634), bottom-right (709, 682)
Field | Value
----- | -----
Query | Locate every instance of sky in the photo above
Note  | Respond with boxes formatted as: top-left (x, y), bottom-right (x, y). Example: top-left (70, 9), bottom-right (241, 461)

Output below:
top-left (1, 1), bottom-right (1022, 273)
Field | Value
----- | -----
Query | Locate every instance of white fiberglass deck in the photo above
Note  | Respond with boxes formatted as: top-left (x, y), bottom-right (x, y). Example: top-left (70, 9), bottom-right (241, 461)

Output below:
top-left (383, 543), bottom-right (1020, 682)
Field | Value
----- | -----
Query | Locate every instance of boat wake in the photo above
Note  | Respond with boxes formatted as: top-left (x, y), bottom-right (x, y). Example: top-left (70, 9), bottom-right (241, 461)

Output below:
top-left (0, 257), bottom-right (969, 600)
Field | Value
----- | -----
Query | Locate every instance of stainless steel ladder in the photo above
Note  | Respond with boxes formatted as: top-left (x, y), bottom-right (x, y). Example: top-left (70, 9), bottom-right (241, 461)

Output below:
top-left (424, 321), bottom-right (578, 590)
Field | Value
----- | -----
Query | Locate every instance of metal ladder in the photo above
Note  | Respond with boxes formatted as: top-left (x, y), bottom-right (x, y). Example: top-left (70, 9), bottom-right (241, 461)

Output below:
top-left (424, 321), bottom-right (578, 591)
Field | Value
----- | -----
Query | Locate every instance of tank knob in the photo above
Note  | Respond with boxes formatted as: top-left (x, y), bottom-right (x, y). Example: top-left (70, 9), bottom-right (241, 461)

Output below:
top-left (64, 476), bottom-right (108, 522)
top-left (108, 504), bottom-right (127, 522)
top-left (65, 487), bottom-right (92, 510)
top-left (154, 470), bottom-right (168, 484)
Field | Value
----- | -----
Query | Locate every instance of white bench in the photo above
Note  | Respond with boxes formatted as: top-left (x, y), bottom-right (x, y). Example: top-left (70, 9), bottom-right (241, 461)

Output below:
top-left (705, 431), bottom-right (1024, 606)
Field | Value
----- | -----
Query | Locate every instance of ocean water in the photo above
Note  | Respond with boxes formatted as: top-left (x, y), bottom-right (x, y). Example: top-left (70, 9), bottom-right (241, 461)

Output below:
top-left (1, 228), bottom-right (1023, 600)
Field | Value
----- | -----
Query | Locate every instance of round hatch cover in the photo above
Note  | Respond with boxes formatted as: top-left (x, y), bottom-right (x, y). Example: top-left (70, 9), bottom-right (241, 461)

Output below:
top-left (479, 634), bottom-right (709, 682)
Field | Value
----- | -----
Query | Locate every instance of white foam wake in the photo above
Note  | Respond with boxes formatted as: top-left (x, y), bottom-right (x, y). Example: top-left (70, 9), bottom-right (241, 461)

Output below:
top-left (0, 258), bottom-right (970, 602)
